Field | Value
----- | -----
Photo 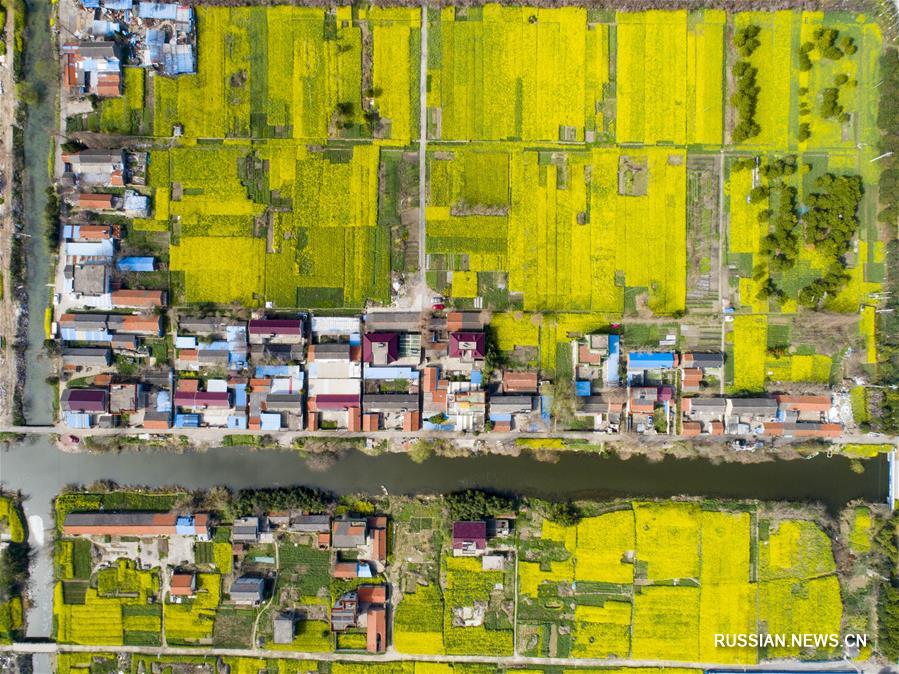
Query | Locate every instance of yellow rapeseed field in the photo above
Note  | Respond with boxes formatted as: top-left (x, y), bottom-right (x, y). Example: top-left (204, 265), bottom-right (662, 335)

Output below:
top-left (572, 601), bottom-right (632, 658)
top-left (575, 510), bottom-right (635, 583)
top-left (632, 586), bottom-right (700, 660)
top-left (634, 502), bottom-right (701, 580)
top-left (732, 315), bottom-right (768, 391)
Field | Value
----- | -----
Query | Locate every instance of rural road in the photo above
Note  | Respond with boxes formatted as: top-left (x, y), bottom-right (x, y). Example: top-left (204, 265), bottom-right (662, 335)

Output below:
top-left (0, 642), bottom-right (875, 673)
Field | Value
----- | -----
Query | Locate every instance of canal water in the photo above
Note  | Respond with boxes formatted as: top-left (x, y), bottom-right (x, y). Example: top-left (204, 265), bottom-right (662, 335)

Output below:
top-left (0, 435), bottom-right (889, 642)
top-left (19, 0), bottom-right (58, 427)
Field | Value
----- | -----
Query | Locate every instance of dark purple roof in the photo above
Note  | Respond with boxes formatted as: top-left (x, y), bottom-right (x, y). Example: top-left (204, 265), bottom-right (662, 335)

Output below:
top-left (362, 332), bottom-right (399, 363)
top-left (62, 388), bottom-right (108, 413)
top-left (248, 319), bottom-right (303, 335)
top-left (449, 332), bottom-right (486, 359)
top-left (453, 521), bottom-right (487, 542)
top-left (315, 394), bottom-right (361, 410)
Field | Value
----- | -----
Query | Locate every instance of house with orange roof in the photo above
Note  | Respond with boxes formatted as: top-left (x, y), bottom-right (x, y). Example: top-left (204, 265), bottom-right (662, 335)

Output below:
top-left (62, 42), bottom-right (122, 98)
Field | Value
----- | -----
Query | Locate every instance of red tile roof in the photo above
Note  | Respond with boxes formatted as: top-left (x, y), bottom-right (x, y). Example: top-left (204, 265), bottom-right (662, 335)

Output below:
top-left (357, 584), bottom-right (387, 604)
top-left (502, 371), bottom-right (538, 393)
top-left (170, 572), bottom-right (195, 596)
top-left (402, 410), bottom-right (420, 432)
top-left (682, 421), bottom-right (701, 436)
top-left (366, 607), bottom-right (386, 653)
top-left (775, 395), bottom-right (831, 413)
top-left (363, 413), bottom-right (380, 432)
top-left (347, 407), bottom-right (362, 432)
top-left (111, 289), bottom-right (165, 308)
top-left (78, 193), bottom-right (114, 209)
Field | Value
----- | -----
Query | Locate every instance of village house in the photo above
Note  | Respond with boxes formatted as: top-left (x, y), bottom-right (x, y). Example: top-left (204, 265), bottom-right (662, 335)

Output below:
top-left (62, 149), bottom-right (126, 187)
top-left (574, 333), bottom-right (622, 388)
top-left (452, 521), bottom-right (487, 557)
top-left (231, 517), bottom-right (261, 544)
top-left (110, 289), bottom-right (166, 309)
top-left (62, 512), bottom-right (210, 539)
top-left (229, 576), bottom-right (265, 605)
top-left (61, 347), bottom-right (112, 373)
top-left (75, 193), bottom-right (117, 211)
top-left (306, 336), bottom-right (362, 431)
top-left (626, 351), bottom-right (677, 384)
top-left (62, 42), bottom-right (122, 97)
top-left (681, 352), bottom-right (725, 392)
top-left (173, 379), bottom-right (231, 428)
top-left (170, 571), bottom-right (197, 598)
top-left (331, 519), bottom-right (367, 550)
top-left (273, 613), bottom-right (295, 645)
top-left (488, 394), bottom-right (537, 432)
top-left (574, 390), bottom-right (626, 433)
top-left (61, 387), bottom-right (109, 428)
top-left (725, 398), bottom-right (779, 434)
top-left (330, 584), bottom-right (388, 653)
top-left (248, 317), bottom-right (305, 345)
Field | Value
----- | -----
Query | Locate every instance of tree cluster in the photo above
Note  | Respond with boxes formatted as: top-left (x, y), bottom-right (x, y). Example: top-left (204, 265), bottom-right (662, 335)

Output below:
top-left (446, 489), bottom-right (517, 521)
top-left (876, 48), bottom-right (899, 226)
top-left (818, 75), bottom-right (852, 124)
top-left (731, 157), bottom-right (755, 172)
top-left (731, 60), bottom-right (761, 143)
top-left (873, 240), bottom-right (899, 389)
top-left (758, 182), bottom-right (800, 274)
top-left (797, 173), bottom-right (863, 308)
top-left (733, 24), bottom-right (761, 58)
top-left (232, 486), bottom-right (333, 516)
top-left (759, 154), bottom-right (797, 180)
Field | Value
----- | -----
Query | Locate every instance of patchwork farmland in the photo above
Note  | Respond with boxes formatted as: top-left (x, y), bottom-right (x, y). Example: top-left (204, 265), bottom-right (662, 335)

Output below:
top-left (63, 3), bottom-right (892, 395)
top-left (89, 5), bottom-right (421, 309)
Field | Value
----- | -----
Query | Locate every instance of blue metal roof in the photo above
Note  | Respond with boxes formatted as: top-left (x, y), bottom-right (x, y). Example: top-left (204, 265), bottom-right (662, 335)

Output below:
top-left (470, 370), bottom-right (483, 386)
top-left (61, 328), bottom-right (111, 342)
top-left (233, 384), bottom-right (247, 408)
top-left (65, 412), bottom-right (92, 429)
top-left (363, 366), bottom-right (418, 381)
top-left (489, 413), bottom-right (512, 422)
top-left (81, 0), bottom-right (101, 7)
top-left (156, 390), bottom-right (171, 412)
top-left (575, 380), bottom-right (592, 397)
top-left (255, 365), bottom-right (291, 377)
top-left (66, 240), bottom-right (114, 257)
top-left (260, 413), bottom-right (281, 431)
top-left (227, 415), bottom-right (248, 429)
top-left (540, 395), bottom-right (552, 422)
top-left (138, 2), bottom-right (179, 19)
top-left (627, 351), bottom-right (675, 370)
top-left (174, 413), bottom-right (200, 428)
top-left (606, 334), bottom-right (621, 385)
top-left (116, 257), bottom-right (155, 272)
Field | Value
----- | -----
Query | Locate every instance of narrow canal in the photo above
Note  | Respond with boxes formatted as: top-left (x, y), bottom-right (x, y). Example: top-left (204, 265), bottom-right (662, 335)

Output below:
top-left (19, 0), bottom-right (58, 428)
top-left (0, 436), bottom-right (889, 645)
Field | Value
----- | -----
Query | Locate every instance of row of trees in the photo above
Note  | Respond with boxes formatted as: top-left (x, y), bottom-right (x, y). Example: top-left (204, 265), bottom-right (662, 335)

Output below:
top-left (731, 26), bottom-right (762, 143)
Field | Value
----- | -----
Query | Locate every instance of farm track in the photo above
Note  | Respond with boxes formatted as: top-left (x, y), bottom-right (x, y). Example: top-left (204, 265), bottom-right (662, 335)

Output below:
top-left (0, 5), bottom-right (18, 425)
top-left (0, 641), bottom-right (883, 673)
